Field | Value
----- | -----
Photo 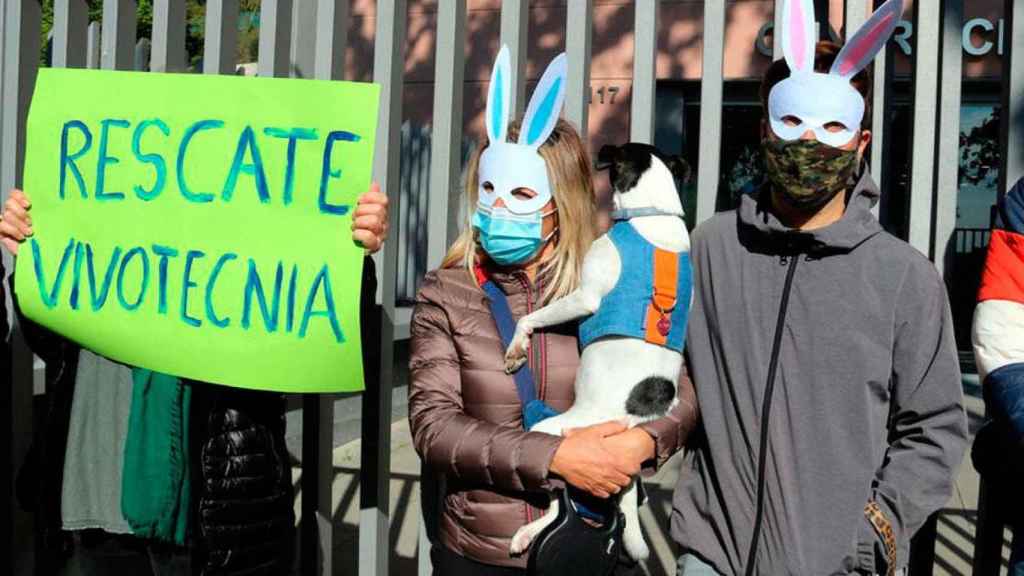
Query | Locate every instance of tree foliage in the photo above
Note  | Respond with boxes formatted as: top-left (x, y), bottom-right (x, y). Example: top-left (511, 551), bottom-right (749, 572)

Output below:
top-left (40, 0), bottom-right (261, 69)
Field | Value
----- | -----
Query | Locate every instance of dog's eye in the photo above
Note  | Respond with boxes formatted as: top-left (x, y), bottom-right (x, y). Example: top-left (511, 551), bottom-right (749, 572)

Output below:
top-left (511, 187), bottom-right (537, 201)
top-left (482, 181), bottom-right (495, 193)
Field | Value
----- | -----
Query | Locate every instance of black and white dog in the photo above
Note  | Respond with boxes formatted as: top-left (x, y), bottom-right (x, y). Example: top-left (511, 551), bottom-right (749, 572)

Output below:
top-left (505, 143), bottom-right (693, 561)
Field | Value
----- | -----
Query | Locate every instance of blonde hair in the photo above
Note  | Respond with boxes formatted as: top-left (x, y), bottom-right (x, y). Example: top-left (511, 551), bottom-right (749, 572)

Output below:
top-left (442, 118), bottom-right (597, 303)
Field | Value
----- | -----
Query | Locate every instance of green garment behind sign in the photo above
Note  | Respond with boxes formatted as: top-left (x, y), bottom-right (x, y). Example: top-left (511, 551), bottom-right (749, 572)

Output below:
top-left (121, 369), bottom-right (191, 546)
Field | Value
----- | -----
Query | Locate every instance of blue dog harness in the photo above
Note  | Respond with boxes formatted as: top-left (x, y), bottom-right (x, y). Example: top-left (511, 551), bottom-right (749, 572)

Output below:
top-left (579, 221), bottom-right (692, 352)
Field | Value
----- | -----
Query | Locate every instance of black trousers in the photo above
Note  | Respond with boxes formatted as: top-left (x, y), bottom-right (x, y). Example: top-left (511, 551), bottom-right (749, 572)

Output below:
top-left (436, 546), bottom-right (639, 576)
top-left (59, 530), bottom-right (191, 576)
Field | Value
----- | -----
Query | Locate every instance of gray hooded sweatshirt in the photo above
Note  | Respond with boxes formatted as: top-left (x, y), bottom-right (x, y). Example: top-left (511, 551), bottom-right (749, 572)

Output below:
top-left (671, 173), bottom-right (968, 575)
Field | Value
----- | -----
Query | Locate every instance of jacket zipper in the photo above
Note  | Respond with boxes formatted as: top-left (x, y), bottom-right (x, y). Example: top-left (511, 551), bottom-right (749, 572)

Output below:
top-left (520, 273), bottom-right (538, 524)
top-left (744, 253), bottom-right (800, 576)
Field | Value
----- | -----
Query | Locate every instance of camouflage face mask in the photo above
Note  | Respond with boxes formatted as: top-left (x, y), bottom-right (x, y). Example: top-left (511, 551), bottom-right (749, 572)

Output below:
top-left (762, 139), bottom-right (859, 210)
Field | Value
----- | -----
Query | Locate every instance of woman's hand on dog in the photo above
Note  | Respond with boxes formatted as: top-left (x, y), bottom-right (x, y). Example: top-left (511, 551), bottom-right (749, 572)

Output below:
top-left (601, 427), bottom-right (657, 473)
top-left (550, 421), bottom-right (637, 498)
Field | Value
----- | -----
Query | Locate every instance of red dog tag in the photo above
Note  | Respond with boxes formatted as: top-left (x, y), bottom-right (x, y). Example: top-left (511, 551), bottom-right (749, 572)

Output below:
top-left (657, 315), bottom-right (671, 337)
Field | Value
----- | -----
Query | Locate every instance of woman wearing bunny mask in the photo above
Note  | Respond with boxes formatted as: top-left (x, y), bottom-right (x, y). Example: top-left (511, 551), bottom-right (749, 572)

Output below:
top-left (671, 1), bottom-right (967, 575)
top-left (408, 46), bottom-right (697, 575)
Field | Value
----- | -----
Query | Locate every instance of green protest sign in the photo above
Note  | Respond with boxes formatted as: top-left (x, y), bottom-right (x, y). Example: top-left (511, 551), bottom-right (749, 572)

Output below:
top-left (15, 68), bottom-right (379, 393)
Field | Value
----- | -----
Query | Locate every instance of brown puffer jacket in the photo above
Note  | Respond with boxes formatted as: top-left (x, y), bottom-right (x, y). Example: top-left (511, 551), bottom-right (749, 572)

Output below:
top-left (409, 265), bottom-right (699, 568)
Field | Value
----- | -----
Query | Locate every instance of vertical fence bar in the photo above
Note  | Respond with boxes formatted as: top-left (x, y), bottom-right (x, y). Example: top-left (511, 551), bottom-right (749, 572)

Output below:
top-left (151, 0), bottom-right (186, 72)
top-left (101, 0), bottom-right (137, 71)
top-left (52, 0), bottom-right (89, 68)
top-left (87, 21), bottom-right (102, 69)
top-left (696, 0), bottom-right (725, 224)
top-left (932, 0), bottom-right (963, 276)
top-left (298, 3), bottom-right (350, 574)
top-left (362, 1), bottom-right (406, 575)
top-left (259, 0), bottom-right (292, 78)
top-left (844, 1), bottom-right (895, 220)
top-left (426, 0), bottom-right (466, 271)
top-left (870, 0), bottom-right (892, 209)
top-left (204, 0), bottom-right (239, 75)
top-left (773, 0), bottom-right (784, 60)
top-left (1000, 0), bottom-right (1024, 193)
top-left (291, 1), bottom-right (316, 78)
top-left (630, 0), bottom-right (658, 144)
top-left (315, 0), bottom-right (348, 82)
top-left (565, 0), bottom-right (593, 137)
top-left (906, 0), bottom-right (940, 255)
top-left (422, 7), bottom-right (466, 570)
top-left (2, 3), bottom-right (41, 573)
top-left (500, 0), bottom-right (529, 117)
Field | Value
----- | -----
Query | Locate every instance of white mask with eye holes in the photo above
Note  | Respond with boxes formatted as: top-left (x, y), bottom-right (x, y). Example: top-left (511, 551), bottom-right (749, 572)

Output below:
top-left (768, 0), bottom-right (902, 148)
top-left (477, 45), bottom-right (567, 217)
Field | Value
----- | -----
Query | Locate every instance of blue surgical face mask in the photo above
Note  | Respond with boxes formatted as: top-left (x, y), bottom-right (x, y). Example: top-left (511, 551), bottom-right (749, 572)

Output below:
top-left (472, 205), bottom-right (558, 266)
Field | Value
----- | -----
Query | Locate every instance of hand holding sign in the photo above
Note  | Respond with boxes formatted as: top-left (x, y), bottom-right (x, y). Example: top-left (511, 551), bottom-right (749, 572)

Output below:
top-left (14, 68), bottom-right (381, 393)
top-left (0, 189), bottom-right (33, 254)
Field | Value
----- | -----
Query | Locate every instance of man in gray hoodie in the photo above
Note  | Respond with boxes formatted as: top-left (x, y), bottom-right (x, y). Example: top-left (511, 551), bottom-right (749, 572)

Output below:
top-left (671, 11), bottom-right (968, 576)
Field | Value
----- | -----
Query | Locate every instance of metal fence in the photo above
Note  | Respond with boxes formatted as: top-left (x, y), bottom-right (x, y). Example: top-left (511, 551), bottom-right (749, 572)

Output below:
top-left (3, 1), bottom-right (1024, 575)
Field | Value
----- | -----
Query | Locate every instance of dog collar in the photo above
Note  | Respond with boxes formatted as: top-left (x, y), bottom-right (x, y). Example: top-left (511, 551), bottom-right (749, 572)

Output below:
top-left (610, 207), bottom-right (685, 221)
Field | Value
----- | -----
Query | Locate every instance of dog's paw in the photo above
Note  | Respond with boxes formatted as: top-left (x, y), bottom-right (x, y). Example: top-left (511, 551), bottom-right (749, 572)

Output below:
top-left (622, 524), bottom-right (650, 562)
top-left (504, 354), bottom-right (528, 374)
top-left (504, 325), bottom-right (533, 373)
top-left (509, 526), bottom-right (536, 556)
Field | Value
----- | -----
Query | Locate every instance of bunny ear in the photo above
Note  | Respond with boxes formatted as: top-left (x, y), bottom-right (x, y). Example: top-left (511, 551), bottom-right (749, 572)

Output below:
top-left (486, 45), bottom-right (512, 144)
top-left (831, 0), bottom-right (902, 79)
top-left (780, 0), bottom-right (817, 75)
top-left (519, 52), bottom-right (567, 148)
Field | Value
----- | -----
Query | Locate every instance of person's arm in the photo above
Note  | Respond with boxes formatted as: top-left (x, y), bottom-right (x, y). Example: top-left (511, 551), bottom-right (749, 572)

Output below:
top-left (408, 272), bottom-right (567, 493)
top-left (973, 180), bottom-right (1024, 446)
top-left (855, 259), bottom-right (968, 574)
top-left (1, 189), bottom-right (72, 363)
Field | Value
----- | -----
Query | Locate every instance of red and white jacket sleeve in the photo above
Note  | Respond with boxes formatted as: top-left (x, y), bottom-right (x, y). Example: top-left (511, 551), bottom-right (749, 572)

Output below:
top-left (973, 178), bottom-right (1024, 445)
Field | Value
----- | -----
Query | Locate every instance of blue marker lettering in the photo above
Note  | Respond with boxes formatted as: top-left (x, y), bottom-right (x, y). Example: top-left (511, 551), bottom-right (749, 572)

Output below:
top-left (86, 244), bottom-right (123, 311)
top-left (132, 119), bottom-right (170, 200)
top-left (222, 126), bottom-right (270, 204)
top-left (298, 264), bottom-right (344, 343)
top-left (263, 127), bottom-right (318, 205)
top-left (180, 250), bottom-right (206, 327)
top-left (116, 246), bottom-right (150, 311)
top-left (30, 237), bottom-right (76, 309)
top-left (318, 131), bottom-right (360, 215)
top-left (241, 259), bottom-right (283, 332)
top-left (286, 264), bottom-right (298, 333)
top-left (96, 118), bottom-right (130, 201)
top-left (152, 244), bottom-right (179, 315)
top-left (177, 120), bottom-right (224, 203)
top-left (69, 241), bottom-right (85, 310)
top-left (60, 121), bottom-right (92, 199)
top-left (205, 253), bottom-right (238, 328)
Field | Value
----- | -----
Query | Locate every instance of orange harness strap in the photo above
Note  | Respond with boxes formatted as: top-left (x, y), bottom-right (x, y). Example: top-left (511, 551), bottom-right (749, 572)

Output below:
top-left (644, 248), bottom-right (679, 346)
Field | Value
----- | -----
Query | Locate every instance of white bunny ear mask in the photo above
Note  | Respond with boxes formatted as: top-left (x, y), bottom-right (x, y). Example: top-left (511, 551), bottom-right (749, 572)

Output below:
top-left (768, 0), bottom-right (902, 148)
top-left (478, 46), bottom-right (568, 215)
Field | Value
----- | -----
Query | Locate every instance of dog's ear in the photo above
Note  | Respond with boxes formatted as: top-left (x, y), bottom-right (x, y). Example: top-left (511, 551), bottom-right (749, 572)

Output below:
top-left (596, 144), bottom-right (623, 171)
top-left (664, 155), bottom-right (692, 184)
